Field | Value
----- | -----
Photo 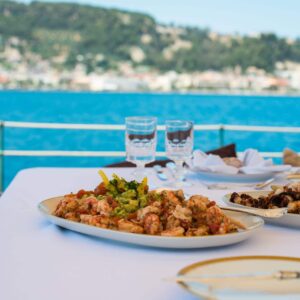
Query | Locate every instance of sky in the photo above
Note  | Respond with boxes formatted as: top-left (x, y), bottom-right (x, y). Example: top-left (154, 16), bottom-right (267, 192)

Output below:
top-left (19, 0), bottom-right (300, 38)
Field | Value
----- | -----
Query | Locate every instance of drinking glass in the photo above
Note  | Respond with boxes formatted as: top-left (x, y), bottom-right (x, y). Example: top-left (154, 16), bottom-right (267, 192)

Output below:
top-left (125, 117), bottom-right (157, 178)
top-left (165, 120), bottom-right (194, 187)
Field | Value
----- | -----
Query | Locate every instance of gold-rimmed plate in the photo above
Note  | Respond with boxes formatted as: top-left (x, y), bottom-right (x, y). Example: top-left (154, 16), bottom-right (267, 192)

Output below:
top-left (178, 256), bottom-right (300, 299)
top-left (38, 196), bottom-right (263, 249)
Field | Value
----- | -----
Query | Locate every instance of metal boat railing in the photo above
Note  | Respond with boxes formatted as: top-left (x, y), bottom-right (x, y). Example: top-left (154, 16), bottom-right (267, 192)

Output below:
top-left (1, 121), bottom-right (300, 192)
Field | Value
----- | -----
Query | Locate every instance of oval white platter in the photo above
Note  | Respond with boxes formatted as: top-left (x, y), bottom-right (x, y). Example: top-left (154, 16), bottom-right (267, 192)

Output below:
top-left (223, 190), bottom-right (300, 228)
top-left (38, 196), bottom-right (264, 249)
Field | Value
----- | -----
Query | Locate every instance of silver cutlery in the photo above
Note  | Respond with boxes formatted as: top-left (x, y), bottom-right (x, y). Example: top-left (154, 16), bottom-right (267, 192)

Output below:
top-left (168, 270), bottom-right (300, 283)
top-left (254, 178), bottom-right (275, 189)
top-left (287, 174), bottom-right (300, 180)
top-left (205, 178), bottom-right (275, 190)
top-left (166, 162), bottom-right (187, 181)
top-left (221, 206), bottom-right (288, 218)
top-left (153, 165), bottom-right (168, 181)
top-left (166, 162), bottom-right (176, 176)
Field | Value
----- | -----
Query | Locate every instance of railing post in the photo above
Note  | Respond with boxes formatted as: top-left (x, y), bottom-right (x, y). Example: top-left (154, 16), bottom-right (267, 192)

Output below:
top-left (0, 121), bottom-right (3, 193)
top-left (219, 125), bottom-right (225, 147)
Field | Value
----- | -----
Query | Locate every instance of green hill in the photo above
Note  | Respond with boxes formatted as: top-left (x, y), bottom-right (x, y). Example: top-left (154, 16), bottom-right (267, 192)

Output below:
top-left (1, 0), bottom-right (300, 73)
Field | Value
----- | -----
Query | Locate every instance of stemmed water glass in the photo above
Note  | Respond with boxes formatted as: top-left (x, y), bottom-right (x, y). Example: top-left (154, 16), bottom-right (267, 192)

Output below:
top-left (165, 120), bottom-right (194, 187)
top-left (125, 117), bottom-right (157, 179)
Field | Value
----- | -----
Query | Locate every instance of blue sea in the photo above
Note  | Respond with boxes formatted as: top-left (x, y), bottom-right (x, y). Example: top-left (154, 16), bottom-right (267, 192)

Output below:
top-left (1, 91), bottom-right (300, 189)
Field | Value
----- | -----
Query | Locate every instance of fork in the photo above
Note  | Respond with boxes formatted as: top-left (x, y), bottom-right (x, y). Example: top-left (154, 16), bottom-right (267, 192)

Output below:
top-left (153, 165), bottom-right (168, 181)
top-left (220, 206), bottom-right (288, 218)
top-left (204, 178), bottom-right (275, 190)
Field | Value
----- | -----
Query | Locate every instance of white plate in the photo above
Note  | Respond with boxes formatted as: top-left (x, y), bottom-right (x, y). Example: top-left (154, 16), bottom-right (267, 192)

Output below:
top-left (223, 191), bottom-right (300, 228)
top-left (178, 256), bottom-right (300, 299)
top-left (190, 169), bottom-right (274, 183)
top-left (38, 196), bottom-right (264, 249)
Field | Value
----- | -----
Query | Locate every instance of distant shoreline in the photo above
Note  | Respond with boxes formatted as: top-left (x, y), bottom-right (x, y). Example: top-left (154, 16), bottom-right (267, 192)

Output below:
top-left (1, 89), bottom-right (300, 98)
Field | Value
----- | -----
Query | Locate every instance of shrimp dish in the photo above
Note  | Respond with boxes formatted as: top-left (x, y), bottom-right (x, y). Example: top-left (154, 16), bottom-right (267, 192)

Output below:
top-left (54, 171), bottom-right (244, 237)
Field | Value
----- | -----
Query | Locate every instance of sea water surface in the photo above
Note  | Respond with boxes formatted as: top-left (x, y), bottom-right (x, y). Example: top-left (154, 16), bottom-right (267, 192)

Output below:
top-left (1, 91), bottom-right (300, 188)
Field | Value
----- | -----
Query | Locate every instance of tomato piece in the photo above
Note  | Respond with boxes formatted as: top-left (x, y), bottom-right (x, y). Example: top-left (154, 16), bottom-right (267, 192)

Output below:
top-left (207, 201), bottom-right (216, 208)
top-left (209, 224), bottom-right (220, 234)
top-left (94, 182), bottom-right (107, 196)
top-left (76, 189), bottom-right (87, 198)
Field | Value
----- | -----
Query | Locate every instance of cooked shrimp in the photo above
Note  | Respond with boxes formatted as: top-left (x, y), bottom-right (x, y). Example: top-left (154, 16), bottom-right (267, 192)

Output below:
top-left (137, 205), bottom-right (160, 221)
top-left (80, 214), bottom-right (93, 224)
top-left (165, 215), bottom-right (181, 229)
top-left (64, 212), bottom-right (79, 222)
top-left (80, 214), bottom-right (110, 228)
top-left (172, 205), bottom-right (192, 222)
top-left (143, 213), bottom-right (161, 235)
top-left (96, 199), bottom-right (112, 216)
top-left (187, 195), bottom-right (210, 213)
top-left (161, 227), bottom-right (185, 237)
top-left (162, 190), bottom-right (182, 206)
top-left (76, 202), bottom-right (90, 214)
top-left (117, 219), bottom-right (144, 234)
top-left (206, 206), bottom-right (235, 234)
top-left (85, 196), bottom-right (98, 204)
top-left (186, 225), bottom-right (209, 236)
top-left (206, 205), bottom-right (224, 225)
top-left (54, 197), bottom-right (78, 217)
top-left (216, 219), bottom-right (230, 234)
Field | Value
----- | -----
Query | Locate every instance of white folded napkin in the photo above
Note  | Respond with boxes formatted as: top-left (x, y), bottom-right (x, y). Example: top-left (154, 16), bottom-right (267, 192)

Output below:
top-left (191, 150), bottom-right (239, 174)
top-left (191, 148), bottom-right (291, 174)
top-left (239, 149), bottom-right (291, 174)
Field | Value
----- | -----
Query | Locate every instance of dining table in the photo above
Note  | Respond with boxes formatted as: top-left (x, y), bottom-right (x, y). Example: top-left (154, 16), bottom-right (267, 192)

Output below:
top-left (0, 167), bottom-right (299, 300)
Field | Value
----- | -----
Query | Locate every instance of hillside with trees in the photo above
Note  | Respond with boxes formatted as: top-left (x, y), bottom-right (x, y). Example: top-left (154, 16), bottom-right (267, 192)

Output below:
top-left (1, 0), bottom-right (300, 74)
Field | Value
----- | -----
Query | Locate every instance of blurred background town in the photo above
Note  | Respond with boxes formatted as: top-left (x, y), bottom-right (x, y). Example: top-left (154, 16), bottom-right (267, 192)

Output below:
top-left (1, 1), bottom-right (300, 94)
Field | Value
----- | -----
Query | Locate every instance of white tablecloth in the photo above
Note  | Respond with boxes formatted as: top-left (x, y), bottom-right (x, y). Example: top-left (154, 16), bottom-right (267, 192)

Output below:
top-left (0, 167), bottom-right (299, 300)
